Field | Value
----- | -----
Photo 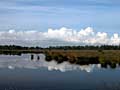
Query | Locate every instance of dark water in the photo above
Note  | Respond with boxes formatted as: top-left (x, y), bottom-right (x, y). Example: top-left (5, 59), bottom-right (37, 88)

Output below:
top-left (0, 54), bottom-right (120, 90)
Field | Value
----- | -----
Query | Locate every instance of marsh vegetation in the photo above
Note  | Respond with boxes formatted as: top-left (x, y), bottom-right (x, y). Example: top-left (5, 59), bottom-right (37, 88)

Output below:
top-left (1, 45), bottom-right (120, 68)
top-left (45, 50), bottom-right (120, 69)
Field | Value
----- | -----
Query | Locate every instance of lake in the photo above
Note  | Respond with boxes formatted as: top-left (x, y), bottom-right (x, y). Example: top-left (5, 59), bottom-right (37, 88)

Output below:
top-left (0, 54), bottom-right (120, 90)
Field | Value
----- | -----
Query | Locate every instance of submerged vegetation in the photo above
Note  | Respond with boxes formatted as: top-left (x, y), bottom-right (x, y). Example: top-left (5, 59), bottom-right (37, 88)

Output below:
top-left (1, 45), bottom-right (120, 68)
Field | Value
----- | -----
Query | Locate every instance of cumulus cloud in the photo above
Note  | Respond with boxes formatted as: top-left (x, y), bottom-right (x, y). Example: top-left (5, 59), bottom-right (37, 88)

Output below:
top-left (0, 27), bottom-right (120, 46)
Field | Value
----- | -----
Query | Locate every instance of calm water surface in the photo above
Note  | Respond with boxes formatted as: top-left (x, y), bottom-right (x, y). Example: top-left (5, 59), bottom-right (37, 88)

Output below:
top-left (0, 54), bottom-right (120, 90)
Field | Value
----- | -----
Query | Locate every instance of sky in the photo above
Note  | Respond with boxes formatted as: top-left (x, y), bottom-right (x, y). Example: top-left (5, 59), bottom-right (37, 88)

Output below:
top-left (0, 0), bottom-right (120, 46)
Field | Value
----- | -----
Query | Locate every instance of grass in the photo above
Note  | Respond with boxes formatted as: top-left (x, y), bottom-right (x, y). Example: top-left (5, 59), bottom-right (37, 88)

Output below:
top-left (0, 49), bottom-right (120, 68)
top-left (44, 50), bottom-right (120, 66)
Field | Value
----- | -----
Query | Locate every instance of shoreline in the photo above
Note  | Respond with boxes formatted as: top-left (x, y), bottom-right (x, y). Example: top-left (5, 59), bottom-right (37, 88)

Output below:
top-left (0, 49), bottom-right (120, 68)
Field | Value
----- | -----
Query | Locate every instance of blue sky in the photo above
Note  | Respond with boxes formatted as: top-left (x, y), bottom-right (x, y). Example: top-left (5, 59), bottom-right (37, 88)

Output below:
top-left (0, 0), bottom-right (120, 33)
top-left (0, 0), bottom-right (120, 46)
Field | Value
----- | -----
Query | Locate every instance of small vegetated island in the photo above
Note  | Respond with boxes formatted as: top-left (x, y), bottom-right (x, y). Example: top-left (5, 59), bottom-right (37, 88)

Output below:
top-left (1, 45), bottom-right (120, 68)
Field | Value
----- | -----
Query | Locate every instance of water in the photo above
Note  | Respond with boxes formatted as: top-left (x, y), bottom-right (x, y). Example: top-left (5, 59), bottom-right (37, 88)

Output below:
top-left (0, 54), bottom-right (120, 90)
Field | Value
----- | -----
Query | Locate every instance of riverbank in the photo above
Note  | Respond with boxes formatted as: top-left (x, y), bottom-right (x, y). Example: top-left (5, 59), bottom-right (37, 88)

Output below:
top-left (45, 50), bottom-right (120, 68)
top-left (0, 48), bottom-right (120, 68)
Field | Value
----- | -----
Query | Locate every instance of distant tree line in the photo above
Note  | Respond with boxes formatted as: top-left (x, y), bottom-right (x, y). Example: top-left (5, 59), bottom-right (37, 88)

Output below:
top-left (0, 45), bottom-right (120, 50)
top-left (0, 45), bottom-right (43, 50)
top-left (48, 45), bottom-right (120, 50)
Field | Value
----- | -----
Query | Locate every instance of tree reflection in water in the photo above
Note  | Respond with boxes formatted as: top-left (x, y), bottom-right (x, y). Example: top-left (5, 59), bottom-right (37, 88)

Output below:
top-left (0, 54), bottom-right (119, 73)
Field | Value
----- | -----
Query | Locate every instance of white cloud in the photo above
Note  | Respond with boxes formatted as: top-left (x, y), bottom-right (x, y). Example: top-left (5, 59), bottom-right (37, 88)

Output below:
top-left (0, 27), bottom-right (120, 46)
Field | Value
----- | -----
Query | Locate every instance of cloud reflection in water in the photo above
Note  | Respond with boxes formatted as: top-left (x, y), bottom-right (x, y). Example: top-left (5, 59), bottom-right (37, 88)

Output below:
top-left (0, 54), bottom-right (101, 72)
